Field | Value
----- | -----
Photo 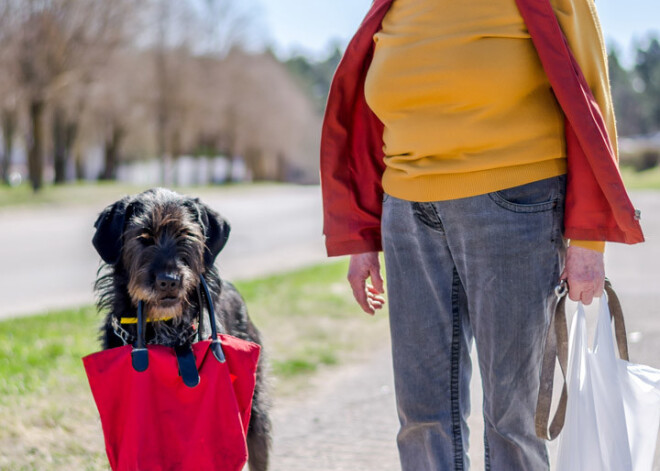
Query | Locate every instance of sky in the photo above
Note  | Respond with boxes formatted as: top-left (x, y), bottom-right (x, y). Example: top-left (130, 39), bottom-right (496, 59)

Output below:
top-left (257, 0), bottom-right (660, 66)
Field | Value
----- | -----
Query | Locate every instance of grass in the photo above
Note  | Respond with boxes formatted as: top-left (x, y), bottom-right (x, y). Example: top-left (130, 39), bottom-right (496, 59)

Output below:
top-left (620, 165), bottom-right (660, 190)
top-left (0, 260), bottom-right (389, 470)
top-left (0, 181), bottom-right (283, 209)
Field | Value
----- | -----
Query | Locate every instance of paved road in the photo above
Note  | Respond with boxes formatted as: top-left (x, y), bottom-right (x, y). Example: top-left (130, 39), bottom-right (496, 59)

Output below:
top-left (0, 185), bottom-right (327, 319)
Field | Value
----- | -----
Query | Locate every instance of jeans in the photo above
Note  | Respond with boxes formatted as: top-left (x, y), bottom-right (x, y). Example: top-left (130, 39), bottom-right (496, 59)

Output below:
top-left (381, 176), bottom-right (566, 471)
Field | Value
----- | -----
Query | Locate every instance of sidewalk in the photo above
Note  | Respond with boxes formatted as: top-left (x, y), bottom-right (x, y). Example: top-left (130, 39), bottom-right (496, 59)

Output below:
top-left (271, 345), bottom-right (400, 471)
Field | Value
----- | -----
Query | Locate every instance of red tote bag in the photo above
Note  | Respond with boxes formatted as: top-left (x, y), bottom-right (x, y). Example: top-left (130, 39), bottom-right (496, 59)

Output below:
top-left (83, 275), bottom-right (260, 471)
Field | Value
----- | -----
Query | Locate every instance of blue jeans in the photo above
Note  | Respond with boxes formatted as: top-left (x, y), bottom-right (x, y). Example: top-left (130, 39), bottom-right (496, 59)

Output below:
top-left (381, 176), bottom-right (566, 471)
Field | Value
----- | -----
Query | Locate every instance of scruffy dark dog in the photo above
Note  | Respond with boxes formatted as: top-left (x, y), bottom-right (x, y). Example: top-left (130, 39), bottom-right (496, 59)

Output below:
top-left (92, 187), bottom-right (271, 471)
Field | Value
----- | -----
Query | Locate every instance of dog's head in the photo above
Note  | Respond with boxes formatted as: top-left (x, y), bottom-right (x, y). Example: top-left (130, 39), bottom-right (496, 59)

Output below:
top-left (93, 188), bottom-right (229, 319)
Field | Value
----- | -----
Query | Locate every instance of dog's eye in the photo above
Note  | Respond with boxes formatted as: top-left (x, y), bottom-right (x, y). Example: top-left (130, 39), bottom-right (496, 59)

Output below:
top-left (138, 233), bottom-right (155, 246)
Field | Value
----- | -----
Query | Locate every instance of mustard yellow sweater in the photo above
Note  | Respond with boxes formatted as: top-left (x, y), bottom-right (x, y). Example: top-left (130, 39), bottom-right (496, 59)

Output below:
top-left (364, 0), bottom-right (611, 251)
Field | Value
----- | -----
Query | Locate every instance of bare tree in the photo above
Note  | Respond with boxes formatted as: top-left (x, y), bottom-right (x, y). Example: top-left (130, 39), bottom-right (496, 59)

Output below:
top-left (5, 0), bottom-right (130, 190)
top-left (0, 2), bottom-right (20, 184)
top-left (194, 0), bottom-right (258, 57)
top-left (0, 0), bottom-right (320, 189)
top-left (87, 50), bottom-right (151, 180)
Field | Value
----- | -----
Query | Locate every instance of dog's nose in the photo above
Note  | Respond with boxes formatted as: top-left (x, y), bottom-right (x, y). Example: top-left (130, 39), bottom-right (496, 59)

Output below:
top-left (156, 273), bottom-right (181, 292)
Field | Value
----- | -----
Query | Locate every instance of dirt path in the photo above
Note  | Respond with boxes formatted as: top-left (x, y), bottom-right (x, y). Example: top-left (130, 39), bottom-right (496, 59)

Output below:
top-left (270, 345), bottom-right (400, 471)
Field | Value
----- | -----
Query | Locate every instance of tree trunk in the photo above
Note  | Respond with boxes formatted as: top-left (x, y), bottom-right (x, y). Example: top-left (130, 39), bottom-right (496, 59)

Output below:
top-left (66, 120), bottom-right (79, 180)
top-left (100, 124), bottom-right (124, 180)
top-left (74, 150), bottom-right (85, 181)
top-left (1, 109), bottom-right (16, 185)
top-left (53, 107), bottom-right (68, 184)
top-left (28, 99), bottom-right (45, 192)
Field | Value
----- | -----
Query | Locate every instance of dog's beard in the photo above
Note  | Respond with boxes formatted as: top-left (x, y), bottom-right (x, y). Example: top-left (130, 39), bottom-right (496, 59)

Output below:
top-left (127, 280), bottom-right (191, 320)
top-left (125, 260), bottom-right (198, 320)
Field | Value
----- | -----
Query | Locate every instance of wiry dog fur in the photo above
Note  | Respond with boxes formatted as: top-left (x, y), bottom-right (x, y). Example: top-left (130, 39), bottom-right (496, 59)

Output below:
top-left (92, 188), bottom-right (271, 471)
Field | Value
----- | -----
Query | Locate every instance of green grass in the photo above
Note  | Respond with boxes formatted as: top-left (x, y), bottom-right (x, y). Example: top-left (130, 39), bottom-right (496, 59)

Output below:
top-left (0, 261), bottom-right (389, 470)
top-left (621, 165), bottom-right (660, 190)
top-left (0, 180), bottom-right (282, 209)
top-left (0, 306), bottom-right (99, 399)
top-left (234, 261), bottom-right (387, 383)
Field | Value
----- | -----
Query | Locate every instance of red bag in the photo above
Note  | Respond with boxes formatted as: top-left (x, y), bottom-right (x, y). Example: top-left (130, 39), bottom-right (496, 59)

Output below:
top-left (83, 276), bottom-right (260, 471)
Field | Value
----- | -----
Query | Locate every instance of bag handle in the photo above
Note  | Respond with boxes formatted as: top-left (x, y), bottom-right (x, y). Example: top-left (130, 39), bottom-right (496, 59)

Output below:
top-left (535, 279), bottom-right (630, 440)
top-left (603, 281), bottom-right (629, 361)
top-left (131, 274), bottom-right (226, 374)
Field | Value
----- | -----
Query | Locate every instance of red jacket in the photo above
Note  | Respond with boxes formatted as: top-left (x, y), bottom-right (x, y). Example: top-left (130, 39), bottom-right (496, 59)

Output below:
top-left (320, 0), bottom-right (644, 257)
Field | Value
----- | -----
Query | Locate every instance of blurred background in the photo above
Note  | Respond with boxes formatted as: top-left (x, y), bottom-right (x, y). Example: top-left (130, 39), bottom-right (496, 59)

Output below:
top-left (0, 0), bottom-right (658, 190)
top-left (0, 0), bottom-right (659, 469)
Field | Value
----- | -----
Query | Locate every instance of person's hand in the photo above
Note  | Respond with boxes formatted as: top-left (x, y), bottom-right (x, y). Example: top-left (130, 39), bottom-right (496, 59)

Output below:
top-left (347, 252), bottom-right (386, 315)
top-left (561, 245), bottom-right (605, 305)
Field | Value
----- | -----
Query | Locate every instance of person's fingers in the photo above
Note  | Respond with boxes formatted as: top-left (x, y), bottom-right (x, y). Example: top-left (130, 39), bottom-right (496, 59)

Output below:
top-left (581, 289), bottom-right (595, 306)
top-left (593, 277), bottom-right (605, 297)
top-left (348, 272), bottom-right (373, 314)
top-left (370, 266), bottom-right (385, 294)
top-left (366, 285), bottom-right (385, 309)
top-left (348, 252), bottom-right (385, 315)
top-left (564, 245), bottom-right (605, 305)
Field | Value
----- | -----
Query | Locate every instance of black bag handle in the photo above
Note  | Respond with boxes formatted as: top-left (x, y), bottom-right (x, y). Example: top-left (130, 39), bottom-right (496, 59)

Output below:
top-left (131, 301), bottom-right (149, 372)
top-left (131, 274), bottom-right (226, 377)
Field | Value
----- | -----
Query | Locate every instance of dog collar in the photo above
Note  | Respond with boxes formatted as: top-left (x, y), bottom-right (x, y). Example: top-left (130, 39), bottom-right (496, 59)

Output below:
top-left (120, 316), bottom-right (174, 324)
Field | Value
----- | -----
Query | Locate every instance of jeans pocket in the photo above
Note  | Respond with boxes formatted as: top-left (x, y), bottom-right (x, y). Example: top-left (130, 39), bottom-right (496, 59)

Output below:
top-left (488, 176), bottom-right (565, 213)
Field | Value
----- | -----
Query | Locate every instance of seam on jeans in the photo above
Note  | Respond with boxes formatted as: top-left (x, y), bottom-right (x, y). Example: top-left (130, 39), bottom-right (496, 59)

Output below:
top-left (484, 422), bottom-right (491, 471)
top-left (450, 269), bottom-right (465, 470)
top-left (551, 180), bottom-right (566, 244)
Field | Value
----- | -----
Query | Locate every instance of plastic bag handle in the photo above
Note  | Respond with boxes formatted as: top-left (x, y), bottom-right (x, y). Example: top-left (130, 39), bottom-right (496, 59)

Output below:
top-left (535, 279), bottom-right (629, 440)
top-left (130, 274), bottom-right (226, 373)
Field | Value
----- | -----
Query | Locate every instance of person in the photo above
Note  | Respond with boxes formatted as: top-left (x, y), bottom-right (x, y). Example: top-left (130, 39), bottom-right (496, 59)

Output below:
top-left (320, 0), bottom-right (644, 469)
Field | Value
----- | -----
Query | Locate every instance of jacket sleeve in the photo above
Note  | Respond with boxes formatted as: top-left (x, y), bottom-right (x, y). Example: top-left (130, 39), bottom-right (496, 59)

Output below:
top-left (320, 1), bottom-right (391, 257)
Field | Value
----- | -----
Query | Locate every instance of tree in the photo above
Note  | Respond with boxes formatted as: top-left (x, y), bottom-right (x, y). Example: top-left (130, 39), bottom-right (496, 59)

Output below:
top-left (608, 47), bottom-right (645, 136)
top-left (5, 0), bottom-right (130, 190)
top-left (89, 50), bottom-right (153, 180)
top-left (0, 1), bottom-right (20, 184)
top-left (285, 45), bottom-right (342, 113)
top-left (635, 37), bottom-right (660, 132)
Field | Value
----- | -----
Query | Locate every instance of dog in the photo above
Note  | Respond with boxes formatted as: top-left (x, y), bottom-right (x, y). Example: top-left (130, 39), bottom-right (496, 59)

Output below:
top-left (92, 187), bottom-right (271, 471)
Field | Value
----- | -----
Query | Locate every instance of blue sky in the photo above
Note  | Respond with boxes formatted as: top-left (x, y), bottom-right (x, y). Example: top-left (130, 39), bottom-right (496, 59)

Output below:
top-left (257, 0), bottom-right (659, 66)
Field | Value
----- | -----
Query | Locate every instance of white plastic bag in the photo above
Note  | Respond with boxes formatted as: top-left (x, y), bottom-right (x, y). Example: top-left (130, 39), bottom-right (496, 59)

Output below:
top-left (556, 295), bottom-right (660, 471)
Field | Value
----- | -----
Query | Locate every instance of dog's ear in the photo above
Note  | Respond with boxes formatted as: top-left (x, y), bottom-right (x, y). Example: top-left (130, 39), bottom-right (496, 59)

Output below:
top-left (92, 196), bottom-right (132, 265)
top-left (189, 199), bottom-right (231, 267)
